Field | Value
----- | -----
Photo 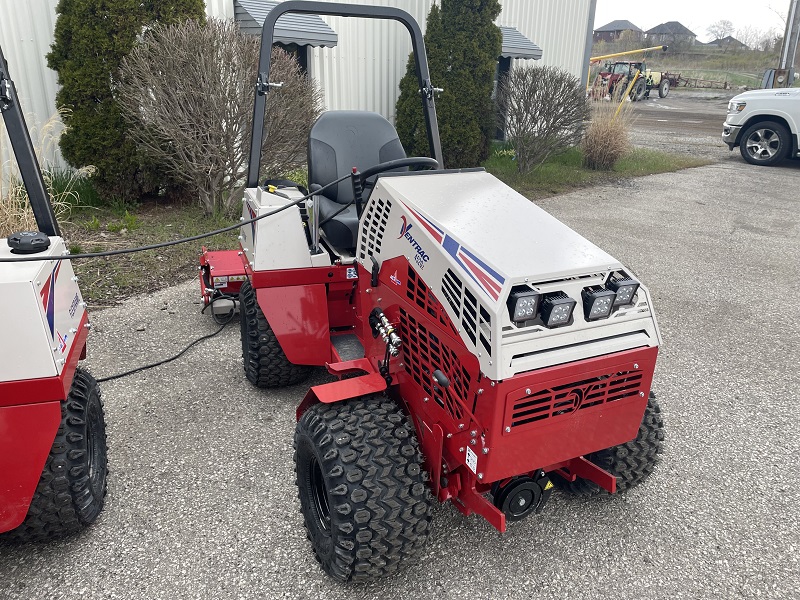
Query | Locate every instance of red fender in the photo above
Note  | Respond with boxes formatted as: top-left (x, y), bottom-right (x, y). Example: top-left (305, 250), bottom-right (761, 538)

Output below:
top-left (256, 285), bottom-right (330, 365)
top-left (296, 371), bottom-right (387, 420)
top-left (0, 401), bottom-right (62, 533)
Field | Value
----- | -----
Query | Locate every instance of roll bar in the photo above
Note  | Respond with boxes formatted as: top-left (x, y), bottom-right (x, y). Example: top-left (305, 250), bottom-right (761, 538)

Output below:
top-left (0, 44), bottom-right (60, 237)
top-left (246, 1), bottom-right (444, 188)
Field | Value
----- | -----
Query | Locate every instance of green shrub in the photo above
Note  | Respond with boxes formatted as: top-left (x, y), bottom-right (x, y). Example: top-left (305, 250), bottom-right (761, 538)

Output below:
top-left (46, 0), bottom-right (205, 201)
top-left (395, 0), bottom-right (502, 168)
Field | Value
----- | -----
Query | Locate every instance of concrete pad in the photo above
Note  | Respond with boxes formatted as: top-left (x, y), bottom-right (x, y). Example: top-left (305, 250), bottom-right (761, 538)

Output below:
top-left (1, 161), bottom-right (798, 599)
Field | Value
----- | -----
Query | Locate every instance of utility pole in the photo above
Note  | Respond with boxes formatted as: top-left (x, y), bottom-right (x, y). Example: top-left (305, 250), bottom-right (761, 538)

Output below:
top-left (779, 0), bottom-right (800, 85)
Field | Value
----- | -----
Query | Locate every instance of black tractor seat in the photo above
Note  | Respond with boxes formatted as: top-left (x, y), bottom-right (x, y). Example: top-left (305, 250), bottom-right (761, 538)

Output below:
top-left (308, 111), bottom-right (407, 249)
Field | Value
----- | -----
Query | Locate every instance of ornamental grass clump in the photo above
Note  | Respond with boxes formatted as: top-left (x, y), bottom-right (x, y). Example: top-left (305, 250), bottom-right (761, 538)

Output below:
top-left (582, 95), bottom-right (634, 170)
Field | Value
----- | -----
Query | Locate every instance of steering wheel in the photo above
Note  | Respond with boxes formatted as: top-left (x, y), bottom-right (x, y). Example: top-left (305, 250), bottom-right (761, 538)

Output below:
top-left (350, 157), bottom-right (439, 218)
top-left (357, 156), bottom-right (440, 183)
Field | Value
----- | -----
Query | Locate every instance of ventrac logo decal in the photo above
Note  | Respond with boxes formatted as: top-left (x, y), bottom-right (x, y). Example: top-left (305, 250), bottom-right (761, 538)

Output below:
top-left (399, 202), bottom-right (505, 301)
top-left (398, 215), bottom-right (430, 269)
top-left (57, 330), bottom-right (69, 354)
top-left (40, 262), bottom-right (62, 340)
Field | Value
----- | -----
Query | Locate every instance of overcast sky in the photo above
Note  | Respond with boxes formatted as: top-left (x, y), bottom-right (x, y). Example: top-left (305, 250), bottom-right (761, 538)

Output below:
top-left (594, 0), bottom-right (788, 42)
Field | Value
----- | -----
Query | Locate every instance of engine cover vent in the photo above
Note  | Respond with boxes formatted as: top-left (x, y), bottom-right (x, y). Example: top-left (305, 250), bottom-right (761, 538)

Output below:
top-left (399, 308), bottom-right (471, 421)
top-left (357, 197), bottom-right (392, 261)
top-left (405, 265), bottom-right (459, 335)
top-left (441, 268), bottom-right (492, 356)
top-left (506, 368), bottom-right (646, 432)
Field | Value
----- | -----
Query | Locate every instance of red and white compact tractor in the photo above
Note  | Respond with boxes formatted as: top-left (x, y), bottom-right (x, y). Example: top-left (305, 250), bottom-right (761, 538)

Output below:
top-left (0, 45), bottom-right (108, 540)
top-left (200, 1), bottom-right (666, 583)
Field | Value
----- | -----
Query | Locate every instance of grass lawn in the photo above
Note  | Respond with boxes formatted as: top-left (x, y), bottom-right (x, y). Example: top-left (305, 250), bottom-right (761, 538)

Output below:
top-left (63, 201), bottom-right (237, 305)
top-left (483, 146), bottom-right (710, 200)
top-left (57, 145), bottom-right (709, 305)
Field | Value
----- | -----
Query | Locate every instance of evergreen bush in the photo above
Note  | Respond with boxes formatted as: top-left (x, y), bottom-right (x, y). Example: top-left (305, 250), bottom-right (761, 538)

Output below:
top-left (47, 0), bottom-right (205, 200)
top-left (395, 0), bottom-right (501, 168)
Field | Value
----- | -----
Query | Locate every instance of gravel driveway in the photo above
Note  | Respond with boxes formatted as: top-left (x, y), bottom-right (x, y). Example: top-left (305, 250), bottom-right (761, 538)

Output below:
top-left (1, 160), bottom-right (798, 599)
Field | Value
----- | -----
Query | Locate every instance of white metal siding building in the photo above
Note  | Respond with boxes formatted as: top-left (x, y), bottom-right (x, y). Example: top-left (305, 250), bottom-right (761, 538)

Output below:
top-left (1, 0), bottom-right (595, 172)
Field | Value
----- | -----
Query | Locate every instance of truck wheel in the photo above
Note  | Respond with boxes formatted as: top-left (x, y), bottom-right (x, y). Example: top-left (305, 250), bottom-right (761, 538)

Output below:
top-left (239, 280), bottom-right (311, 388)
top-left (740, 121), bottom-right (790, 166)
top-left (555, 392), bottom-right (664, 496)
top-left (658, 79), bottom-right (670, 98)
top-left (632, 79), bottom-right (647, 101)
top-left (4, 369), bottom-right (108, 541)
top-left (294, 396), bottom-right (433, 582)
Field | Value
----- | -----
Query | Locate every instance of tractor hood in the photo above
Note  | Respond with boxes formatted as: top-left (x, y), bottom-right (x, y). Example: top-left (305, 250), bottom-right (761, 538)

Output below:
top-left (358, 170), bottom-right (659, 379)
top-left (371, 169), bottom-right (621, 284)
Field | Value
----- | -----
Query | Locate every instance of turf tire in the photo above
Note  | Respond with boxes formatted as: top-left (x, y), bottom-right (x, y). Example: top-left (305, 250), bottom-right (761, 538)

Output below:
top-left (294, 396), bottom-right (433, 582)
top-left (4, 368), bottom-right (108, 541)
top-left (555, 392), bottom-right (664, 496)
top-left (240, 280), bottom-right (311, 388)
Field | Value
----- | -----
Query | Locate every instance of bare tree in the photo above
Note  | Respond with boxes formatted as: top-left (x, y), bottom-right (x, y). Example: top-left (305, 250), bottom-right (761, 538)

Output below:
top-left (117, 19), bottom-right (322, 215)
top-left (496, 65), bottom-right (589, 173)
top-left (736, 26), bottom-right (763, 50)
top-left (707, 19), bottom-right (735, 42)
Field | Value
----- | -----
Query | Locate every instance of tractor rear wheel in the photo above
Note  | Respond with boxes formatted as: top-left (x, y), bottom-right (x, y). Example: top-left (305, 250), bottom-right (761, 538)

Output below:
top-left (294, 396), bottom-right (433, 582)
top-left (632, 79), bottom-right (647, 101)
top-left (4, 368), bottom-right (108, 541)
top-left (555, 392), bottom-right (664, 496)
top-left (239, 280), bottom-right (311, 388)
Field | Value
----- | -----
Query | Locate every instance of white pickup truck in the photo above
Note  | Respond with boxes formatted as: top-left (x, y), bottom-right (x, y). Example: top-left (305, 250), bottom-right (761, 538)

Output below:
top-left (722, 88), bottom-right (800, 166)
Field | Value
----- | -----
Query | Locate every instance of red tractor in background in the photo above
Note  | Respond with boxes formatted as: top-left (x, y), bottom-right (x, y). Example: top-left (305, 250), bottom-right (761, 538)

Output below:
top-left (201, 1), bottom-right (666, 583)
top-left (589, 45), bottom-right (676, 100)
top-left (603, 60), bottom-right (679, 100)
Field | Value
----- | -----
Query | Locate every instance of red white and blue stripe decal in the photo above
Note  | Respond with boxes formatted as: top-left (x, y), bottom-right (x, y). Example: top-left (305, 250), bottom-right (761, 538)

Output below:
top-left (403, 204), bottom-right (505, 301)
top-left (39, 262), bottom-right (61, 340)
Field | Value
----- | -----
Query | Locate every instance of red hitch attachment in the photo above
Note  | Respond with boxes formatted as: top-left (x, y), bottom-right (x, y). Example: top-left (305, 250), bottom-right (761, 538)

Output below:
top-left (199, 246), bottom-right (247, 310)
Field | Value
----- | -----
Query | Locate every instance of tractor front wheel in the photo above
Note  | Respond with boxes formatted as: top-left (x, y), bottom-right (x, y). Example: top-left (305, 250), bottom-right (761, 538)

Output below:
top-left (239, 280), bottom-right (311, 388)
top-left (556, 392), bottom-right (664, 496)
top-left (4, 368), bottom-right (108, 541)
top-left (658, 79), bottom-right (670, 98)
top-left (294, 396), bottom-right (433, 582)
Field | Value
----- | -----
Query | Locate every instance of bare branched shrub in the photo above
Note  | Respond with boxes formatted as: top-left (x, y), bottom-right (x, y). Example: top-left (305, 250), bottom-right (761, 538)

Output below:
top-left (582, 98), bottom-right (634, 170)
top-left (1, 110), bottom-right (92, 237)
top-left (497, 64), bottom-right (589, 172)
top-left (117, 19), bottom-right (322, 215)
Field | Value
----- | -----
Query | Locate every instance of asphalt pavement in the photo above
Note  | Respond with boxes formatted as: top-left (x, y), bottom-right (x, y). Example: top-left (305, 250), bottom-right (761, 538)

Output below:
top-left (627, 89), bottom-right (736, 160)
top-left (1, 158), bottom-right (799, 599)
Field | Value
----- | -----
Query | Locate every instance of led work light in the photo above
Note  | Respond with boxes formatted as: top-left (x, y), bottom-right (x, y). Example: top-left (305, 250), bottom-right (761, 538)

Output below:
top-left (607, 274), bottom-right (640, 307)
top-left (540, 293), bottom-right (576, 328)
top-left (507, 289), bottom-right (540, 323)
top-left (582, 286), bottom-right (617, 321)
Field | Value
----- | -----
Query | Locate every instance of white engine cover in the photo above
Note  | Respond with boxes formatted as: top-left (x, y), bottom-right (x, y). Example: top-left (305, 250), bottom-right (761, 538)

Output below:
top-left (0, 237), bottom-right (86, 383)
top-left (356, 170), bottom-right (661, 380)
top-left (240, 186), bottom-right (330, 272)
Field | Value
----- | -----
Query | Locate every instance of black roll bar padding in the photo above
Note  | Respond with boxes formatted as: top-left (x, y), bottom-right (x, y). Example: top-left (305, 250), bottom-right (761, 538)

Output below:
top-left (0, 45), bottom-right (60, 237)
top-left (246, 1), bottom-right (444, 189)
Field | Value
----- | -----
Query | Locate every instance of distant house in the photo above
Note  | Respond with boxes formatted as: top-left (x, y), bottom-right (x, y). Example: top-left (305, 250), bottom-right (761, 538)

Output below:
top-left (593, 20), bottom-right (643, 43)
top-left (646, 21), bottom-right (696, 46)
top-left (706, 36), bottom-right (749, 51)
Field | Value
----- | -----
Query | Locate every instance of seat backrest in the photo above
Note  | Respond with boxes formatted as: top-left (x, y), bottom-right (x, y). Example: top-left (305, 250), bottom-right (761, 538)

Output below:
top-left (308, 111), bottom-right (406, 205)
